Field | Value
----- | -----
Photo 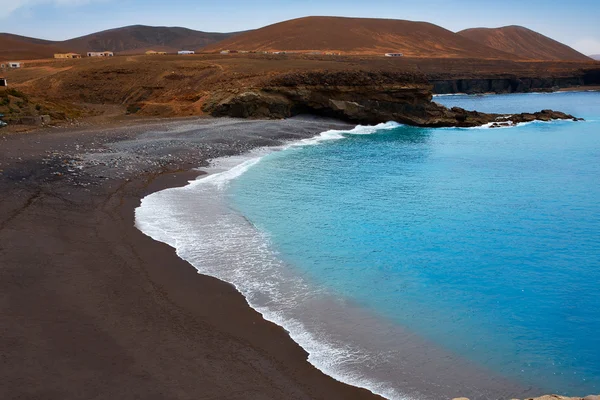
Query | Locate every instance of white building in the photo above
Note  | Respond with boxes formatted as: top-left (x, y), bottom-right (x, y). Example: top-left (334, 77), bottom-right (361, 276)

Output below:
top-left (8, 62), bottom-right (22, 68)
top-left (87, 51), bottom-right (114, 57)
top-left (178, 50), bottom-right (195, 55)
top-left (385, 53), bottom-right (404, 57)
top-left (0, 77), bottom-right (7, 87)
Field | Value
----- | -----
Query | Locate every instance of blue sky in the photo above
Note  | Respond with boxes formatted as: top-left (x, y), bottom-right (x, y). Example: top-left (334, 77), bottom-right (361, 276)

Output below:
top-left (1, 0), bottom-right (599, 54)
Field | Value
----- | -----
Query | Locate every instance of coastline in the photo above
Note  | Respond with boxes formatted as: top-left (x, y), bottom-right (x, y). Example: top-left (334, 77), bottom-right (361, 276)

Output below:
top-left (1, 114), bottom-right (597, 400)
top-left (0, 116), bottom-right (383, 400)
top-left (133, 120), bottom-right (539, 400)
top-left (132, 110), bottom-right (600, 399)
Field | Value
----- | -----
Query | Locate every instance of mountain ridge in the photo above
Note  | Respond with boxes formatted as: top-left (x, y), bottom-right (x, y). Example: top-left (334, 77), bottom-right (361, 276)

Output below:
top-left (0, 34), bottom-right (68, 60)
top-left (203, 16), bottom-right (518, 59)
top-left (0, 25), bottom-right (242, 60)
top-left (59, 25), bottom-right (243, 53)
top-left (1, 18), bottom-right (592, 62)
top-left (458, 25), bottom-right (591, 61)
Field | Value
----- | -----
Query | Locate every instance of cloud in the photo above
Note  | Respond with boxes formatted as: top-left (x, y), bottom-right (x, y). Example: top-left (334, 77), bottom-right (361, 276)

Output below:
top-left (0, 0), bottom-right (102, 18)
top-left (571, 38), bottom-right (600, 55)
top-left (0, 0), bottom-right (28, 16)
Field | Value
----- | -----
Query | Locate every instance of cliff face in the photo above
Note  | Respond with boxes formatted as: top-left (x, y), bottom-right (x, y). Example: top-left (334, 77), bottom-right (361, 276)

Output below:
top-left (203, 71), bottom-right (580, 127)
top-left (205, 85), bottom-right (442, 125)
top-left (431, 68), bottom-right (600, 94)
top-left (432, 77), bottom-right (586, 94)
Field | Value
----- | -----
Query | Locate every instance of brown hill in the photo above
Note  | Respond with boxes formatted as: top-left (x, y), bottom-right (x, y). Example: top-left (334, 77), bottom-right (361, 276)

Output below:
top-left (59, 25), bottom-right (242, 54)
top-left (203, 16), bottom-right (516, 59)
top-left (0, 26), bottom-right (241, 60)
top-left (458, 26), bottom-right (591, 61)
top-left (0, 34), bottom-right (67, 61)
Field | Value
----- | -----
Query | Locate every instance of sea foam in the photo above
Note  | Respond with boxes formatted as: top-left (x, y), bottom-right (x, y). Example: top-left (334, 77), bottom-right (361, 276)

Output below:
top-left (135, 122), bottom-right (413, 400)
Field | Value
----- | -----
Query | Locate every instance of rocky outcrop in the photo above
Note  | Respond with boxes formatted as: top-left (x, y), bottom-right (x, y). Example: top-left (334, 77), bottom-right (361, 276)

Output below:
top-left (202, 71), bottom-right (581, 128)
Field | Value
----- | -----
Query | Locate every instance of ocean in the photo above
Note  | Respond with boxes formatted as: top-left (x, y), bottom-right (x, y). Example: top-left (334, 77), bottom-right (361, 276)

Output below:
top-left (136, 92), bottom-right (600, 399)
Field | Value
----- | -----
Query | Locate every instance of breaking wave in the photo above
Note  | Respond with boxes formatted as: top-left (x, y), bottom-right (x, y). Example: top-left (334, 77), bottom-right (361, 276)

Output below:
top-left (135, 123), bottom-right (414, 400)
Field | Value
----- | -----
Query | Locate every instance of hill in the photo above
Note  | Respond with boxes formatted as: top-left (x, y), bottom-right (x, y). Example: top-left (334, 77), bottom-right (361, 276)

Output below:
top-left (458, 26), bottom-right (591, 61)
top-left (58, 25), bottom-right (242, 54)
top-left (0, 26), bottom-right (241, 60)
top-left (590, 54), bottom-right (600, 61)
top-left (203, 16), bottom-right (516, 59)
top-left (0, 34), bottom-right (67, 61)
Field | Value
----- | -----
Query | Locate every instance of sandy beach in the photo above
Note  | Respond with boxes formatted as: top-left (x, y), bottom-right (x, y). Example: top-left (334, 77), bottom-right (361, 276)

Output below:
top-left (0, 116), bottom-right (386, 400)
top-left (3, 113), bottom-right (599, 400)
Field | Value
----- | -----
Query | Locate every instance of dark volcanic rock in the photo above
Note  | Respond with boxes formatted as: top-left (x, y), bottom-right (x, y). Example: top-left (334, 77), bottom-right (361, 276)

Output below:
top-left (509, 109), bottom-right (583, 124)
top-left (202, 71), bottom-right (581, 128)
top-left (430, 66), bottom-right (600, 95)
top-left (431, 76), bottom-right (588, 94)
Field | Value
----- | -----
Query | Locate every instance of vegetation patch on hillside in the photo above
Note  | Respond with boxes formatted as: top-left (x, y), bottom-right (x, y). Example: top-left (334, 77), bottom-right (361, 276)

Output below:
top-left (0, 87), bottom-right (81, 125)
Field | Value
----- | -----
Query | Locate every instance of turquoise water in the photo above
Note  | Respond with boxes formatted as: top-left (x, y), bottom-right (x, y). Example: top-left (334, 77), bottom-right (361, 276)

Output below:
top-left (229, 92), bottom-right (600, 395)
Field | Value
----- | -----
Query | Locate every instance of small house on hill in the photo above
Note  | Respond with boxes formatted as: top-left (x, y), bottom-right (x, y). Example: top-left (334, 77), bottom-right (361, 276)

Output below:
top-left (177, 50), bottom-right (195, 55)
top-left (385, 53), bottom-right (404, 57)
top-left (8, 62), bottom-right (22, 68)
top-left (54, 53), bottom-right (82, 59)
top-left (0, 78), bottom-right (7, 87)
top-left (87, 51), bottom-right (114, 57)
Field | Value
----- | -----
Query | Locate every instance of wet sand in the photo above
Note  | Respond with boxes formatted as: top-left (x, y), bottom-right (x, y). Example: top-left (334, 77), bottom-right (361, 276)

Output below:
top-left (0, 116), bottom-right (384, 400)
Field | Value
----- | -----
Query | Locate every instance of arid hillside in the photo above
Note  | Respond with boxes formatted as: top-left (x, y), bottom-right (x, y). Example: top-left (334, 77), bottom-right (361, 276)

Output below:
top-left (58, 25), bottom-right (243, 54)
top-left (203, 16), bottom-right (515, 59)
top-left (0, 26), bottom-right (241, 60)
top-left (0, 34), bottom-right (67, 61)
top-left (458, 26), bottom-right (591, 61)
top-left (2, 54), bottom-right (597, 126)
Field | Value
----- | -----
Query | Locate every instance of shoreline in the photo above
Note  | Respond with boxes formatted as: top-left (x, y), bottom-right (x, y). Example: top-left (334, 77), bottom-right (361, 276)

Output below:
top-left (133, 121), bottom-right (542, 400)
top-left (0, 116), bottom-right (383, 400)
top-left (134, 125), bottom-right (413, 399)
top-left (132, 112), bottom-right (600, 399)
top-left (1, 114), bottom-right (596, 400)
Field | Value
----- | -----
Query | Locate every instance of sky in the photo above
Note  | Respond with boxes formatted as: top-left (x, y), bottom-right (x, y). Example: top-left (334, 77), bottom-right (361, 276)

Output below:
top-left (1, 0), bottom-right (599, 54)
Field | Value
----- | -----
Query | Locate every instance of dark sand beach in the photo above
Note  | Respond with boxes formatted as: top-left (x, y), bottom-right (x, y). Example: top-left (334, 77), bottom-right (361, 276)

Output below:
top-left (0, 116), bottom-right (388, 400)
top-left (3, 115), bottom-right (597, 400)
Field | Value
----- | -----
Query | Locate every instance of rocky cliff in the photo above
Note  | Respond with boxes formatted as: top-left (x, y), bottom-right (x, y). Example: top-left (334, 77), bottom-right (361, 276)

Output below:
top-left (203, 71), bottom-right (580, 127)
top-left (431, 67), bottom-right (600, 94)
top-left (432, 77), bottom-right (585, 94)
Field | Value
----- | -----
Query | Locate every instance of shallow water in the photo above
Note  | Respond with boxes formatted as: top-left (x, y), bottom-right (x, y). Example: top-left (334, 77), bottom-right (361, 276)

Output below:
top-left (137, 92), bottom-right (600, 399)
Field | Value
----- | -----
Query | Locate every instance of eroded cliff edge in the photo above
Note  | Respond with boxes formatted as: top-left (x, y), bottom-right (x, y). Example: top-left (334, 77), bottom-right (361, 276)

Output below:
top-left (203, 71), bottom-right (580, 127)
top-left (431, 67), bottom-right (600, 94)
